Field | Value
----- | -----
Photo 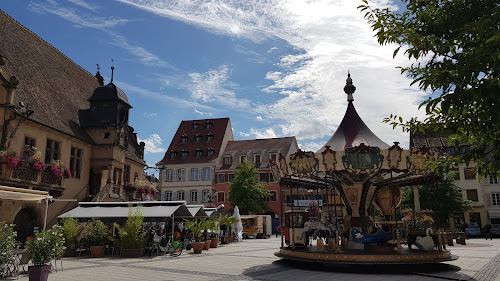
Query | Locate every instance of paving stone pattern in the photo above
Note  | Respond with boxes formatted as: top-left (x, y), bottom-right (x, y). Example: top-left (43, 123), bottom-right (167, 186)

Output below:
top-left (8, 237), bottom-right (500, 281)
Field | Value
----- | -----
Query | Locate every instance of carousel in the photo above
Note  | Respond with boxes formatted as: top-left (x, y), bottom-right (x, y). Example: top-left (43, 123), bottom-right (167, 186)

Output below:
top-left (273, 74), bottom-right (457, 264)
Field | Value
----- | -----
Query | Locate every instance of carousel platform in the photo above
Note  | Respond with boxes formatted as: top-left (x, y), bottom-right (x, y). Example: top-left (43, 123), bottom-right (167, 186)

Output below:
top-left (275, 246), bottom-right (457, 265)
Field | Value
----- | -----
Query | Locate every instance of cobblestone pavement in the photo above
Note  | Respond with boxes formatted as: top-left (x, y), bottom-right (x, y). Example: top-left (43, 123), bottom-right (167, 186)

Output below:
top-left (8, 237), bottom-right (500, 281)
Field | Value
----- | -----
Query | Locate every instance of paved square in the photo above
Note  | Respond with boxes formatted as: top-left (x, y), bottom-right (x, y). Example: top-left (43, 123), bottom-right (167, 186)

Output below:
top-left (9, 237), bottom-right (500, 281)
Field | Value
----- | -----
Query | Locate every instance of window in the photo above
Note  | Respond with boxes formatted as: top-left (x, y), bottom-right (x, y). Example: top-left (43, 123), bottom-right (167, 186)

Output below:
top-left (134, 173), bottom-right (138, 181)
top-left (177, 169), bottom-right (185, 181)
top-left (181, 150), bottom-right (188, 159)
top-left (164, 191), bottom-right (173, 201)
top-left (181, 135), bottom-right (188, 144)
top-left (202, 190), bottom-right (210, 202)
top-left (45, 139), bottom-right (61, 163)
top-left (254, 154), bottom-right (262, 164)
top-left (466, 190), bottom-right (478, 202)
top-left (446, 147), bottom-right (456, 155)
top-left (70, 147), bottom-right (82, 179)
top-left (104, 132), bottom-right (110, 138)
top-left (270, 172), bottom-right (275, 182)
top-left (191, 169), bottom-right (199, 181)
top-left (224, 156), bottom-right (231, 165)
top-left (207, 134), bottom-right (214, 142)
top-left (492, 193), bottom-right (500, 206)
top-left (195, 149), bottom-right (202, 159)
top-left (166, 170), bottom-right (174, 181)
top-left (177, 191), bottom-right (185, 201)
top-left (205, 122), bottom-right (212, 129)
top-left (207, 148), bottom-right (214, 157)
top-left (240, 155), bottom-right (246, 163)
top-left (217, 192), bottom-right (225, 203)
top-left (464, 168), bottom-right (475, 180)
top-left (268, 191), bottom-right (278, 202)
top-left (169, 151), bottom-right (177, 160)
top-left (193, 122), bottom-right (199, 129)
top-left (217, 174), bottom-right (225, 183)
top-left (450, 168), bottom-right (460, 180)
top-left (23, 136), bottom-right (36, 159)
top-left (259, 172), bottom-right (267, 183)
top-left (228, 174), bottom-right (234, 182)
top-left (203, 168), bottom-right (211, 180)
top-left (195, 134), bottom-right (202, 143)
top-left (124, 165), bottom-right (130, 183)
top-left (489, 175), bottom-right (499, 185)
top-left (190, 190), bottom-right (198, 202)
top-left (270, 153), bottom-right (277, 162)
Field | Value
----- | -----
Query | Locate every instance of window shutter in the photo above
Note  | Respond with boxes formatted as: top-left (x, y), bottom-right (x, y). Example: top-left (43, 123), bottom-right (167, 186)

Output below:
top-left (162, 169), bottom-right (167, 182)
top-left (188, 169), bottom-right (191, 181)
top-left (266, 172), bottom-right (270, 182)
top-left (225, 173), bottom-right (228, 182)
top-left (210, 168), bottom-right (214, 180)
top-left (174, 170), bottom-right (178, 181)
top-left (198, 169), bottom-right (202, 180)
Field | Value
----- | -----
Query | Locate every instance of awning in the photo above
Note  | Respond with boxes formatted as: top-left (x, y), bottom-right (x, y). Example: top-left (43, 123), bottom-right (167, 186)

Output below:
top-left (488, 210), bottom-right (500, 218)
top-left (204, 208), bottom-right (217, 217)
top-left (186, 205), bottom-right (208, 217)
top-left (0, 185), bottom-right (52, 202)
top-left (58, 201), bottom-right (193, 222)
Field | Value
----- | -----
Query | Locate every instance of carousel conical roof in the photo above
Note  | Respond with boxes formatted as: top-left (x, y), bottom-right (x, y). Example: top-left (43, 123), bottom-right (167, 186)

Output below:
top-left (317, 74), bottom-right (389, 152)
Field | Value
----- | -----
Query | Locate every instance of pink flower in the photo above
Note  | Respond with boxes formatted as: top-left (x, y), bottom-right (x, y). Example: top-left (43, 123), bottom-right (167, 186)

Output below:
top-left (32, 162), bottom-right (43, 171)
top-left (65, 169), bottom-right (72, 179)
top-left (6, 156), bottom-right (18, 168)
top-left (50, 165), bottom-right (62, 177)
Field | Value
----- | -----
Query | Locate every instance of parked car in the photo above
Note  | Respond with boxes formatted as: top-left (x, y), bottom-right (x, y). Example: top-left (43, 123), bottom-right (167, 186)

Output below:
top-left (464, 223), bottom-right (481, 238)
top-left (482, 224), bottom-right (500, 237)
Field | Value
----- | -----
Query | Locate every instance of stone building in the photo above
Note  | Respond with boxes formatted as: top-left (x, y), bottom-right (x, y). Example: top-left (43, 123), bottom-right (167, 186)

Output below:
top-left (0, 10), bottom-right (148, 242)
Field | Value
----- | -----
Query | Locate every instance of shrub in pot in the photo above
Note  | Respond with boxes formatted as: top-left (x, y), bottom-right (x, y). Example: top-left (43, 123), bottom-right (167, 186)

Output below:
top-left (26, 226), bottom-right (65, 281)
top-left (183, 219), bottom-right (206, 254)
top-left (219, 216), bottom-right (239, 244)
top-left (206, 219), bottom-right (219, 248)
top-left (84, 220), bottom-right (110, 258)
top-left (115, 206), bottom-right (145, 257)
top-left (61, 217), bottom-right (79, 257)
top-left (0, 222), bottom-right (16, 277)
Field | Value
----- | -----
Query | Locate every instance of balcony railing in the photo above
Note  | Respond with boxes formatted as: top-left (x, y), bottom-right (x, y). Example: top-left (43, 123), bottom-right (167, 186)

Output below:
top-left (41, 170), bottom-right (62, 186)
top-left (0, 162), bottom-right (64, 188)
top-left (11, 165), bottom-right (38, 182)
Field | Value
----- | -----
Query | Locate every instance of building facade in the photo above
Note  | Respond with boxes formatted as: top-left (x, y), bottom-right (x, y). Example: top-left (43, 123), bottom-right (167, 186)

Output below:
top-left (156, 118), bottom-right (234, 207)
top-left (0, 10), bottom-right (148, 242)
top-left (214, 137), bottom-right (299, 221)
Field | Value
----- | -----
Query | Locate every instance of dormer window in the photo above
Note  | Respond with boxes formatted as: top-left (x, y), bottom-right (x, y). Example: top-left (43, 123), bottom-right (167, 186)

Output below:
top-left (254, 154), bottom-right (261, 164)
top-left (181, 135), bottom-right (188, 144)
top-left (205, 121), bottom-right (212, 129)
top-left (207, 148), bottom-right (214, 157)
top-left (207, 134), bottom-right (214, 143)
top-left (195, 149), bottom-right (203, 159)
top-left (240, 155), bottom-right (247, 163)
top-left (169, 151), bottom-right (177, 160)
top-left (270, 153), bottom-right (277, 162)
top-left (195, 134), bottom-right (202, 143)
top-left (181, 150), bottom-right (188, 159)
top-left (224, 156), bottom-right (232, 165)
top-left (193, 122), bottom-right (199, 129)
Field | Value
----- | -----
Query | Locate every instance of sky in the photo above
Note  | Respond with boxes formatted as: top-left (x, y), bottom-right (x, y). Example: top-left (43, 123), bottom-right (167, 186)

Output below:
top-left (1, 0), bottom-right (429, 173)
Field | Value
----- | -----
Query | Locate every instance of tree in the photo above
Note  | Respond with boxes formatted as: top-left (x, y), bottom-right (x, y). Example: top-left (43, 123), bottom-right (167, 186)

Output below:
top-left (228, 160), bottom-right (271, 214)
top-left (359, 0), bottom-right (500, 177)
top-left (400, 176), bottom-right (472, 228)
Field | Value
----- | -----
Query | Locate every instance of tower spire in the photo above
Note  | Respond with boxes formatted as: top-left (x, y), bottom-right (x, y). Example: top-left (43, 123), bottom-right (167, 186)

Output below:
top-left (110, 59), bottom-right (114, 83)
top-left (344, 71), bottom-right (356, 102)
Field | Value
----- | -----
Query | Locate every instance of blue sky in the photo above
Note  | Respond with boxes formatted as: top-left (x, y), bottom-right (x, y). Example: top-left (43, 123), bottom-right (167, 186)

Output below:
top-left (1, 0), bottom-right (426, 172)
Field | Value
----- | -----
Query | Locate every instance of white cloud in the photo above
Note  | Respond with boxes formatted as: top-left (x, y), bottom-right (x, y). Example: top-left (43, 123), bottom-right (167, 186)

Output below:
top-left (138, 134), bottom-right (166, 154)
top-left (188, 65), bottom-right (251, 109)
top-left (29, 1), bottom-right (169, 68)
top-left (298, 141), bottom-right (324, 152)
top-left (249, 128), bottom-right (278, 139)
top-left (118, 0), bottom-right (428, 145)
top-left (143, 112), bottom-right (158, 118)
top-left (256, 116), bottom-right (263, 121)
top-left (67, 0), bottom-right (98, 11)
top-left (194, 108), bottom-right (204, 116)
top-left (267, 47), bottom-right (278, 53)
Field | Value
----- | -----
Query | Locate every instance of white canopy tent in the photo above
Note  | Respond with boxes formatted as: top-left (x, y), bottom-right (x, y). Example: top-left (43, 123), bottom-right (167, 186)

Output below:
top-left (58, 201), bottom-right (193, 223)
top-left (186, 205), bottom-right (208, 218)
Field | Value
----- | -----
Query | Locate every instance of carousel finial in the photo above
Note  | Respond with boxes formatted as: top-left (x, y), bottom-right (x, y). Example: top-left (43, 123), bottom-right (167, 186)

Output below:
top-left (344, 71), bottom-right (356, 102)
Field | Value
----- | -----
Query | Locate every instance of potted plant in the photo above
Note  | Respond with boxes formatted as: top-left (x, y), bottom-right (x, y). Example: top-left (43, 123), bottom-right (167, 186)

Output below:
top-left (0, 222), bottom-right (16, 278)
top-left (183, 219), bottom-right (206, 254)
top-left (115, 207), bottom-right (145, 257)
top-left (25, 226), bottom-right (64, 281)
top-left (61, 217), bottom-right (79, 257)
top-left (219, 216), bottom-right (239, 244)
top-left (201, 220), bottom-right (211, 250)
top-left (206, 219), bottom-right (219, 248)
top-left (84, 220), bottom-right (109, 258)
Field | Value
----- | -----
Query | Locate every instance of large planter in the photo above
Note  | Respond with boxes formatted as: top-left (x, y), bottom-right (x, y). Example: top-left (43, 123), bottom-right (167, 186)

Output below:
top-left (64, 247), bottom-right (76, 257)
top-left (90, 245), bottom-right (105, 258)
top-left (121, 248), bottom-right (144, 258)
top-left (221, 236), bottom-right (229, 244)
top-left (28, 265), bottom-right (51, 281)
top-left (210, 238), bottom-right (218, 248)
top-left (192, 241), bottom-right (204, 254)
top-left (203, 240), bottom-right (211, 250)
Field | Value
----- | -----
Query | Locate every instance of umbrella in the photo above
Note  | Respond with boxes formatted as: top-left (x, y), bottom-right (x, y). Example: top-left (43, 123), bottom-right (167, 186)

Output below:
top-left (232, 206), bottom-right (243, 242)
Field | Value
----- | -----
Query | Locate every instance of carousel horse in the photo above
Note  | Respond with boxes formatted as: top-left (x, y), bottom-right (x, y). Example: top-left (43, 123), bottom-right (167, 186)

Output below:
top-left (300, 220), bottom-right (332, 240)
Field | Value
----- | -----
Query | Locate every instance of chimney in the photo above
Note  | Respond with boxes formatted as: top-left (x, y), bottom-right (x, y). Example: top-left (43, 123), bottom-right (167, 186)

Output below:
top-left (138, 141), bottom-right (145, 159)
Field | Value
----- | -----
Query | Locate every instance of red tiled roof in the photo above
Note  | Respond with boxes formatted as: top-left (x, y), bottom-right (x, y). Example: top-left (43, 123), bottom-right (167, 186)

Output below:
top-left (157, 118), bottom-right (230, 165)
top-left (217, 137), bottom-right (297, 170)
